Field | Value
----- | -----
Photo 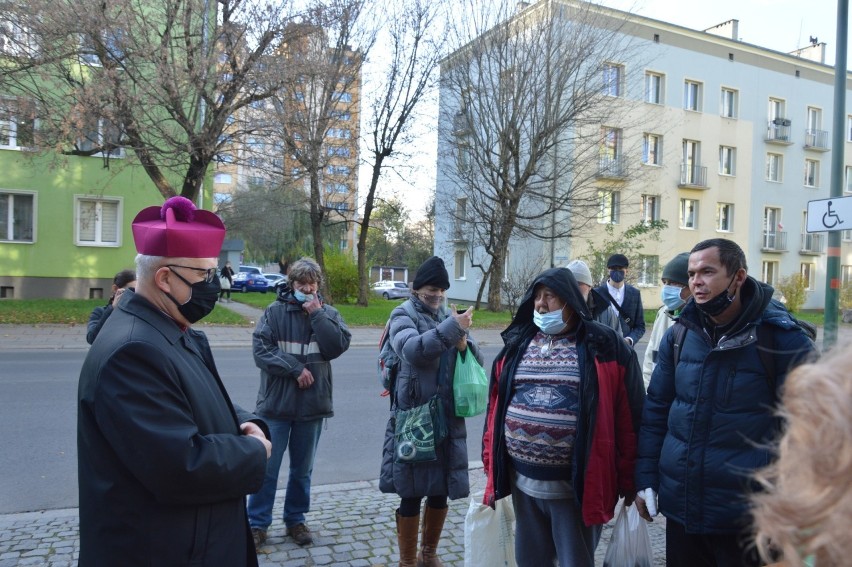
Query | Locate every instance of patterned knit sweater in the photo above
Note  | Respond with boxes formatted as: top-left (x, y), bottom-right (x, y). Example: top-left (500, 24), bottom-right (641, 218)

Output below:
top-left (504, 331), bottom-right (580, 481)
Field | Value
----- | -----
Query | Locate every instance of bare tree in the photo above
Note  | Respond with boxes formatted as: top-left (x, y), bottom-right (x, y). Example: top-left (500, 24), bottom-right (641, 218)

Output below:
top-left (438, 0), bottom-right (646, 310)
top-left (355, 0), bottom-right (447, 305)
top-left (260, 0), bottom-right (375, 301)
top-left (501, 253), bottom-right (547, 317)
top-left (0, 0), bottom-right (313, 201)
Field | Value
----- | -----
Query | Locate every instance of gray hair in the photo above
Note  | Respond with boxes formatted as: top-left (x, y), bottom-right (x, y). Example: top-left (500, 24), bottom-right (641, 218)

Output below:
top-left (288, 257), bottom-right (323, 285)
top-left (135, 254), bottom-right (167, 281)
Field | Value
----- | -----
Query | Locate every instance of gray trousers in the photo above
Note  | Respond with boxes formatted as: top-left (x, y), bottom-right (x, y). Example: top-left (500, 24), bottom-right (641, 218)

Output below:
top-left (511, 487), bottom-right (602, 567)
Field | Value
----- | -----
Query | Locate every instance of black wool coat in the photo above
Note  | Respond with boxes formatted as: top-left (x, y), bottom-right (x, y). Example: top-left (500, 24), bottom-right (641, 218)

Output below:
top-left (77, 292), bottom-right (269, 566)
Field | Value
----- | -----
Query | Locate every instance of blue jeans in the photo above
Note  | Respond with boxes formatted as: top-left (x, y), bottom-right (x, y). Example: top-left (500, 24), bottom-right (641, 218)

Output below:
top-left (247, 417), bottom-right (323, 530)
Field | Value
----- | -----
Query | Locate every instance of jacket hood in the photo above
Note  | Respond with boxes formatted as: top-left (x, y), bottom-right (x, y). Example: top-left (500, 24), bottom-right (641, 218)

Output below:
top-left (502, 268), bottom-right (591, 341)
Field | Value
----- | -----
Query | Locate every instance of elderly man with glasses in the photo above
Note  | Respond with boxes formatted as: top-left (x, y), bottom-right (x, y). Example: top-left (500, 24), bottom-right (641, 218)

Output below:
top-left (77, 197), bottom-right (272, 567)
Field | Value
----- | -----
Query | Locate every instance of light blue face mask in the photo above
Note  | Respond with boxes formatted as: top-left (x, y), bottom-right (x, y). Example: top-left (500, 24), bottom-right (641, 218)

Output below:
top-left (661, 284), bottom-right (685, 311)
top-left (293, 289), bottom-right (315, 303)
top-left (533, 306), bottom-right (567, 335)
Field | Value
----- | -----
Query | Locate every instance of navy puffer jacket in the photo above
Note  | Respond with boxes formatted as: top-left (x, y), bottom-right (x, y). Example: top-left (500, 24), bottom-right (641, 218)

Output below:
top-left (635, 276), bottom-right (815, 533)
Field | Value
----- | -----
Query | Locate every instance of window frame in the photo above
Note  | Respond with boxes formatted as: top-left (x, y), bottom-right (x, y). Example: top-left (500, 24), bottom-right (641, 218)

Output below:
top-left (636, 255), bottom-right (660, 287)
top-left (641, 194), bottom-right (660, 223)
top-left (716, 202), bottom-right (734, 232)
top-left (0, 97), bottom-right (37, 149)
top-left (0, 190), bottom-right (36, 243)
top-left (602, 63), bottom-right (623, 97)
top-left (804, 159), bottom-right (819, 188)
top-left (642, 133), bottom-right (662, 165)
top-left (761, 261), bottom-right (779, 286)
top-left (766, 153), bottom-right (783, 182)
top-left (721, 87), bottom-right (738, 118)
top-left (597, 190), bottom-right (621, 224)
top-left (454, 249), bottom-right (467, 280)
top-left (800, 263), bottom-right (815, 290)
top-left (645, 71), bottom-right (664, 104)
top-left (684, 80), bottom-right (702, 111)
top-left (74, 195), bottom-right (123, 247)
top-left (719, 146), bottom-right (736, 176)
top-left (679, 198), bottom-right (698, 230)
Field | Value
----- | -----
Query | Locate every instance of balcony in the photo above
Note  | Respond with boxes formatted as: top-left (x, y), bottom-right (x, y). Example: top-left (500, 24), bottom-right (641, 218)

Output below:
top-left (800, 233), bottom-right (824, 255)
top-left (804, 129), bottom-right (829, 151)
top-left (678, 163), bottom-right (708, 188)
top-left (597, 155), bottom-right (628, 179)
top-left (762, 230), bottom-right (788, 253)
top-left (765, 119), bottom-right (793, 145)
top-left (449, 223), bottom-right (468, 243)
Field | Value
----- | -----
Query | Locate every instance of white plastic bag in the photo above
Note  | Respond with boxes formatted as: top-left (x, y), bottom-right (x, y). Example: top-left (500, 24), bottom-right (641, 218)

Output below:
top-left (464, 495), bottom-right (517, 567)
top-left (602, 504), bottom-right (654, 567)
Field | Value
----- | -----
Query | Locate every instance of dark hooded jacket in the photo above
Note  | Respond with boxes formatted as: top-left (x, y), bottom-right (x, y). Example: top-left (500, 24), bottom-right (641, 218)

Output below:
top-left (635, 276), bottom-right (816, 533)
top-left (482, 268), bottom-right (645, 526)
top-left (379, 295), bottom-right (483, 500)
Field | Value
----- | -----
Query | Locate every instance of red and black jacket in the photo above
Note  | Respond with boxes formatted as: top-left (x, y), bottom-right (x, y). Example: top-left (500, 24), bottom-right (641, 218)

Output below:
top-left (481, 268), bottom-right (645, 526)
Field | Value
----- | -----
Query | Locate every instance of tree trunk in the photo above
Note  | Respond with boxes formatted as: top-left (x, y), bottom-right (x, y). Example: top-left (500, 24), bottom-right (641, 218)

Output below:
top-left (356, 154), bottom-right (385, 306)
top-left (309, 172), bottom-right (331, 303)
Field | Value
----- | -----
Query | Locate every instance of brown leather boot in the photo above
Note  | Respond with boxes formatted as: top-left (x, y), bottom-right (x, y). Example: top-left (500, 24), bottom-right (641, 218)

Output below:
top-left (396, 509), bottom-right (419, 567)
top-left (416, 505), bottom-right (448, 567)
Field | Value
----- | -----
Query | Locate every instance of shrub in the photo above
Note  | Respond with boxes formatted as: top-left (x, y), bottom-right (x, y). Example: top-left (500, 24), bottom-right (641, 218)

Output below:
top-left (775, 274), bottom-right (809, 313)
top-left (323, 248), bottom-right (360, 303)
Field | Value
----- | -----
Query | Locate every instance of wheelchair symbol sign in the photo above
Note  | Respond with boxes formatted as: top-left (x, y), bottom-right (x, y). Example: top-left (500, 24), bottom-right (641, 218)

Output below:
top-left (807, 197), bottom-right (852, 233)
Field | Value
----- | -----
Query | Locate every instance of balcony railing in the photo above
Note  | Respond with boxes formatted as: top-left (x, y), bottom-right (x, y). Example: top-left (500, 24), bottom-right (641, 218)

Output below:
top-left (597, 155), bottom-right (628, 178)
top-left (762, 230), bottom-right (788, 252)
top-left (765, 119), bottom-right (792, 144)
top-left (452, 111), bottom-right (469, 134)
top-left (679, 163), bottom-right (708, 188)
top-left (449, 223), bottom-right (468, 242)
top-left (800, 233), bottom-right (824, 255)
top-left (804, 129), bottom-right (829, 151)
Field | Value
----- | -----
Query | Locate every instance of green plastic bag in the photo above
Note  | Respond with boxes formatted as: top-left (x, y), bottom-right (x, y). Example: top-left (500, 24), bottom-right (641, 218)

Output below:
top-left (453, 351), bottom-right (488, 417)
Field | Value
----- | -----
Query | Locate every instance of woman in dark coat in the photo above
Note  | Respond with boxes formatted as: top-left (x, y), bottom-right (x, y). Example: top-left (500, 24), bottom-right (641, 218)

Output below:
top-left (379, 256), bottom-right (483, 566)
top-left (86, 269), bottom-right (136, 344)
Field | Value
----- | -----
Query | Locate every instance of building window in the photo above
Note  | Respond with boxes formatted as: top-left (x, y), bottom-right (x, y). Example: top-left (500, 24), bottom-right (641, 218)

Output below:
top-left (719, 146), bottom-right (736, 176)
top-left (332, 91), bottom-right (353, 103)
top-left (324, 183), bottom-right (348, 194)
top-left (641, 194), bottom-right (660, 223)
top-left (721, 88), bottom-right (738, 118)
top-left (213, 173), bottom-right (232, 184)
top-left (642, 133), bottom-right (662, 165)
top-left (807, 106), bottom-right (822, 130)
top-left (804, 159), bottom-right (819, 188)
top-left (679, 198), bottom-right (698, 229)
top-left (454, 249), bottom-right (466, 279)
top-left (636, 255), bottom-right (659, 286)
top-left (0, 98), bottom-right (36, 148)
top-left (327, 145), bottom-right (351, 157)
top-left (597, 190), bottom-right (621, 224)
top-left (842, 265), bottom-right (852, 284)
top-left (599, 127), bottom-right (624, 176)
top-left (328, 128), bottom-right (351, 139)
top-left (800, 263), bottom-right (815, 290)
top-left (766, 153), bottom-right (783, 182)
top-left (764, 207), bottom-right (782, 250)
top-left (75, 196), bottom-right (121, 246)
top-left (844, 231), bottom-right (852, 243)
top-left (761, 261), bottom-right (779, 286)
top-left (78, 116), bottom-right (124, 157)
top-left (684, 80), bottom-right (702, 111)
top-left (326, 164), bottom-right (351, 176)
top-left (847, 115), bottom-right (852, 142)
top-left (846, 166), bottom-right (852, 193)
top-left (645, 72), bottom-right (663, 104)
top-left (716, 203), bottom-right (733, 232)
top-left (602, 63), bottom-right (623, 97)
top-left (0, 191), bottom-right (35, 242)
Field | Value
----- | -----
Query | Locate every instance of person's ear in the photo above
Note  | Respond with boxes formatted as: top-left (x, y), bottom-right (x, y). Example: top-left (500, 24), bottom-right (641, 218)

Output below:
top-left (153, 266), bottom-right (173, 294)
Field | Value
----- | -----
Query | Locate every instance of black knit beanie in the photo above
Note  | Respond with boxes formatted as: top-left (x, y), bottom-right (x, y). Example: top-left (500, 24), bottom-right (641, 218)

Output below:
top-left (412, 256), bottom-right (450, 290)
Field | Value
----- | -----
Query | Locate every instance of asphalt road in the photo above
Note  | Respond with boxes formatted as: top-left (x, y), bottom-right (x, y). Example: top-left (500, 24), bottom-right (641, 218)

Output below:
top-left (0, 345), bottom-right (500, 515)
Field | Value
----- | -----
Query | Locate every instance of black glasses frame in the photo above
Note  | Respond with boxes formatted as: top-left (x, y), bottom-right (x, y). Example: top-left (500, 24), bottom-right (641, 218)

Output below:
top-left (166, 264), bottom-right (217, 283)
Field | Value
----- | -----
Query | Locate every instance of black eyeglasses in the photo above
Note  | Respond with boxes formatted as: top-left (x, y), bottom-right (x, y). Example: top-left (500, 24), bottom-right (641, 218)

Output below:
top-left (166, 265), bottom-right (217, 283)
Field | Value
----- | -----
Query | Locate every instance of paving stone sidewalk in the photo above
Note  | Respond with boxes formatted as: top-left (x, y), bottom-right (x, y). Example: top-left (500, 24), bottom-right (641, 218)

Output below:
top-left (0, 466), bottom-right (666, 566)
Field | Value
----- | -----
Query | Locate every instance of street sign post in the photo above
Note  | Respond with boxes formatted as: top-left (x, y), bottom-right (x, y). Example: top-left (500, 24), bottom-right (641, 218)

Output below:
top-left (806, 196), bottom-right (852, 233)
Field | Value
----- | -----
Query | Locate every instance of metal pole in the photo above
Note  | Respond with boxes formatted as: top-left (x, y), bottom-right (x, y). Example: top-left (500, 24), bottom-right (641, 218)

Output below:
top-left (824, 0), bottom-right (849, 349)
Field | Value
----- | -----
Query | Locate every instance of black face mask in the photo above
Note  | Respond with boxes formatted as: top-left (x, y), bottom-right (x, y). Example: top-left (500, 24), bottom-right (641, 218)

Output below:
top-left (165, 268), bottom-right (221, 324)
top-left (696, 274), bottom-right (737, 317)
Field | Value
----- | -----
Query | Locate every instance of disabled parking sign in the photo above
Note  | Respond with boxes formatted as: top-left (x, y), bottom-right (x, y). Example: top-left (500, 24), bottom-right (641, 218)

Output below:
top-left (806, 196), bottom-right (852, 232)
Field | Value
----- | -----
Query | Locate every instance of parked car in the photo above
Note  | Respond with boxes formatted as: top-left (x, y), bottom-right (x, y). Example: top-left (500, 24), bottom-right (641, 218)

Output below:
top-left (263, 273), bottom-right (286, 291)
top-left (239, 265), bottom-right (263, 275)
top-left (232, 271), bottom-right (269, 293)
top-left (372, 280), bottom-right (411, 300)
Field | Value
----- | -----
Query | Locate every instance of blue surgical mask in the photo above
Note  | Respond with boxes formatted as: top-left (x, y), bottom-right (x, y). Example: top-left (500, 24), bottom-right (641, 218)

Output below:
top-left (609, 269), bottom-right (625, 283)
top-left (293, 290), bottom-right (315, 303)
top-left (533, 306), bottom-right (567, 335)
top-left (661, 285), bottom-right (686, 312)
